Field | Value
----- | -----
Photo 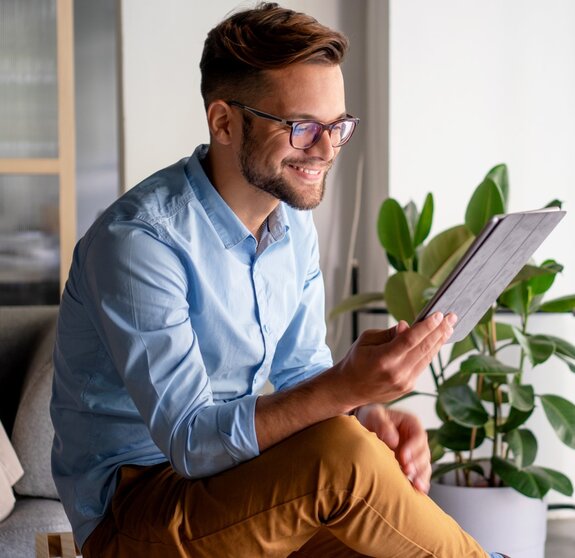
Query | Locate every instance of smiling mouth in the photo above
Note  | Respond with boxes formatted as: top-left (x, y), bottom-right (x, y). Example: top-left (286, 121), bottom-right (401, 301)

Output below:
top-left (287, 163), bottom-right (323, 176)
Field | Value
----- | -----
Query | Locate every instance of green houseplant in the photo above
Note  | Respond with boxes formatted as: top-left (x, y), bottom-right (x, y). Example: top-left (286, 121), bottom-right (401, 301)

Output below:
top-left (333, 164), bottom-right (575, 500)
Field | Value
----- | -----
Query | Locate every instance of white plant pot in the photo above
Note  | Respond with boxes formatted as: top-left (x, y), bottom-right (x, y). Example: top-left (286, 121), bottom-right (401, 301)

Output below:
top-left (429, 481), bottom-right (547, 558)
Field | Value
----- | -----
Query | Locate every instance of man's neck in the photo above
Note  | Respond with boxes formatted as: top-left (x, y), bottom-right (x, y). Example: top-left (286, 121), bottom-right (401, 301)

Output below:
top-left (202, 146), bottom-right (279, 238)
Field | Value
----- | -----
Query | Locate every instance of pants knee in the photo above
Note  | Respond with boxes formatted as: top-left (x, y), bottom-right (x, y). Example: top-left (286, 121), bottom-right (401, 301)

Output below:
top-left (295, 416), bottom-right (396, 485)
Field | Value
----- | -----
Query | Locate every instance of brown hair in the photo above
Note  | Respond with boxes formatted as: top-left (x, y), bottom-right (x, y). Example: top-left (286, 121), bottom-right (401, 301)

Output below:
top-left (200, 2), bottom-right (348, 108)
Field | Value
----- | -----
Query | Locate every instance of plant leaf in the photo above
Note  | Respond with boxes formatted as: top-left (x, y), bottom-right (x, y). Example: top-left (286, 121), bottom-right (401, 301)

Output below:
top-left (460, 354), bottom-right (519, 376)
top-left (431, 460), bottom-right (485, 482)
top-left (419, 225), bottom-right (474, 285)
top-left (539, 295), bottom-right (575, 313)
top-left (465, 178), bottom-right (505, 236)
top-left (427, 429), bottom-right (445, 462)
top-left (403, 200), bottom-right (419, 237)
top-left (503, 429), bottom-right (537, 468)
top-left (528, 260), bottom-right (563, 295)
top-left (512, 327), bottom-right (555, 366)
top-left (542, 336), bottom-right (575, 360)
top-left (449, 335), bottom-right (475, 363)
top-left (436, 422), bottom-right (486, 451)
top-left (377, 199), bottom-right (414, 265)
top-left (499, 282), bottom-right (530, 318)
top-left (540, 394), bottom-right (575, 448)
top-left (485, 164), bottom-right (509, 208)
top-left (387, 252), bottom-right (407, 272)
top-left (505, 262), bottom-right (561, 295)
top-left (329, 292), bottom-right (385, 319)
top-left (500, 407), bottom-right (534, 433)
top-left (494, 322), bottom-right (515, 341)
top-left (414, 193), bottom-right (434, 247)
top-left (529, 335), bottom-right (556, 364)
top-left (556, 354), bottom-right (575, 373)
top-left (384, 271), bottom-right (432, 323)
top-left (491, 457), bottom-right (550, 498)
top-left (535, 467), bottom-right (574, 496)
top-left (438, 385), bottom-right (489, 427)
top-left (508, 383), bottom-right (535, 412)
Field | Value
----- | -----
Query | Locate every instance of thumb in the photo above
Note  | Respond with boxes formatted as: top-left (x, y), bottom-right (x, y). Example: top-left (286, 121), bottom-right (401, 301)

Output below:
top-left (396, 320), bottom-right (410, 334)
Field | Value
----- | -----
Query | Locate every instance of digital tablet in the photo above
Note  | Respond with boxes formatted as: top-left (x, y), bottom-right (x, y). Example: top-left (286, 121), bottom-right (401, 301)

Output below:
top-left (414, 207), bottom-right (566, 342)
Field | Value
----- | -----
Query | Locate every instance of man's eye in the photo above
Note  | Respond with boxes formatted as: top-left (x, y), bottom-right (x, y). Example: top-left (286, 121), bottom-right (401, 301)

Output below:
top-left (293, 123), bottom-right (318, 136)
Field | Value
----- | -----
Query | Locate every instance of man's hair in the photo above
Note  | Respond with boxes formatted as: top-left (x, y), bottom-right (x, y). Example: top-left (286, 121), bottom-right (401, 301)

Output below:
top-left (200, 2), bottom-right (349, 108)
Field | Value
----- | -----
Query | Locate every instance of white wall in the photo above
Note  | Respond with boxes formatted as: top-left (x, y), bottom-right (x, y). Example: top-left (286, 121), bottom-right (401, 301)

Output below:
top-left (389, 0), bottom-right (575, 508)
top-left (119, 0), bottom-right (368, 357)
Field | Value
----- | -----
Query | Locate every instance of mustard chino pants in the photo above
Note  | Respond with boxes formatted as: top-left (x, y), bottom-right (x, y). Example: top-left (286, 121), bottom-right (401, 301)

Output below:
top-left (83, 416), bottom-right (488, 557)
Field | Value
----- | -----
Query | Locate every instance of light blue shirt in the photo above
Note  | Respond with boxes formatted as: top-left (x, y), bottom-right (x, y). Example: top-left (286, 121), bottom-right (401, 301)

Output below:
top-left (51, 145), bottom-right (333, 548)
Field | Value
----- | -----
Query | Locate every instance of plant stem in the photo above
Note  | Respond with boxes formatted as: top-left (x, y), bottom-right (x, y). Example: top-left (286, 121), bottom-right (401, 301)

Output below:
top-left (495, 341), bottom-right (515, 353)
top-left (455, 452), bottom-right (463, 486)
top-left (517, 314), bottom-right (529, 383)
top-left (490, 383), bottom-right (499, 486)
top-left (437, 351), bottom-right (446, 382)
top-left (429, 360), bottom-right (441, 390)
top-left (469, 372), bottom-right (483, 467)
top-left (487, 314), bottom-right (502, 484)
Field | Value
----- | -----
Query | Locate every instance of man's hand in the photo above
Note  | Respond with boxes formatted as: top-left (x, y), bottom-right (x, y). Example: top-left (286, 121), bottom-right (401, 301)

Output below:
top-left (332, 312), bottom-right (456, 410)
top-left (353, 404), bottom-right (432, 493)
top-left (254, 312), bottom-right (455, 452)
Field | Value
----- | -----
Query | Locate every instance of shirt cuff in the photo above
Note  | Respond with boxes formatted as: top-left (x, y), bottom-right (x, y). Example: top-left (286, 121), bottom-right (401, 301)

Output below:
top-left (216, 394), bottom-right (260, 461)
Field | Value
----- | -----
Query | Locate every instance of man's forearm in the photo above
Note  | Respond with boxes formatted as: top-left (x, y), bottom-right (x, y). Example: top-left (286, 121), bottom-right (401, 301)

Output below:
top-left (254, 364), bottom-right (355, 452)
top-left (254, 313), bottom-right (455, 452)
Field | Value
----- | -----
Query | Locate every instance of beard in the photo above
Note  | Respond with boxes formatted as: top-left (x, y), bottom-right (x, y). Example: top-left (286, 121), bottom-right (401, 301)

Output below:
top-left (238, 117), bottom-right (330, 210)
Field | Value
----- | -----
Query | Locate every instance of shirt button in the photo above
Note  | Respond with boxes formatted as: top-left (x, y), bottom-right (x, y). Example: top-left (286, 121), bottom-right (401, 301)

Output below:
top-left (263, 324), bottom-right (270, 334)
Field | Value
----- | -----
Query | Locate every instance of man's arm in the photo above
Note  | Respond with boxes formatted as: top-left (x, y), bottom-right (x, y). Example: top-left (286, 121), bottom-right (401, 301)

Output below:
top-left (255, 313), bottom-right (455, 451)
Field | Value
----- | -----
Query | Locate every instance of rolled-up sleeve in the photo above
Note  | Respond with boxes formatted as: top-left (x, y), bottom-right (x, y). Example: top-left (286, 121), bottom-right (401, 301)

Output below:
top-left (80, 219), bottom-right (260, 478)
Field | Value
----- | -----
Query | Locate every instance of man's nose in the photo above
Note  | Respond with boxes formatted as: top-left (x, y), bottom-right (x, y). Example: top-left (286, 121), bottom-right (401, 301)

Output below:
top-left (305, 129), bottom-right (336, 160)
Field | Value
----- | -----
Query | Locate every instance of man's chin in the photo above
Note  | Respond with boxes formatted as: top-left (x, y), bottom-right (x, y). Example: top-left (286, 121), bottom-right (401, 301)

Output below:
top-left (282, 186), bottom-right (324, 211)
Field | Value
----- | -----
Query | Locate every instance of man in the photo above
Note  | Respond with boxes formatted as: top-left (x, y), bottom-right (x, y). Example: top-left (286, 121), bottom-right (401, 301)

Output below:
top-left (51, 3), bottom-right (509, 557)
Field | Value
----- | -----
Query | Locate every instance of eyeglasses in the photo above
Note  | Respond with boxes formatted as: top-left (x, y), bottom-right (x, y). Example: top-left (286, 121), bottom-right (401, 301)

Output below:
top-left (227, 100), bottom-right (359, 150)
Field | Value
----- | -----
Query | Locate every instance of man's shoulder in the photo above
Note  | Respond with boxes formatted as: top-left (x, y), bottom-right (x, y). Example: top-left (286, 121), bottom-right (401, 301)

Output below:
top-left (76, 156), bottom-right (200, 257)
top-left (117, 157), bottom-right (196, 225)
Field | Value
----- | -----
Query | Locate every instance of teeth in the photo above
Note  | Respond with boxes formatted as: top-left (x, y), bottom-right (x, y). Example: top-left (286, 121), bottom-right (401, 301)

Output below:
top-left (290, 164), bottom-right (321, 175)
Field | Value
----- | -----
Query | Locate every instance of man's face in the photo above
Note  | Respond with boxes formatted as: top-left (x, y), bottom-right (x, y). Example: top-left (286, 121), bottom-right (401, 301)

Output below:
top-left (236, 63), bottom-right (347, 210)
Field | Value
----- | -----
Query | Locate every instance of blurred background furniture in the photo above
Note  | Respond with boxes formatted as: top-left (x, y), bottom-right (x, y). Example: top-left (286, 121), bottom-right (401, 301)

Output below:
top-left (0, 306), bottom-right (73, 558)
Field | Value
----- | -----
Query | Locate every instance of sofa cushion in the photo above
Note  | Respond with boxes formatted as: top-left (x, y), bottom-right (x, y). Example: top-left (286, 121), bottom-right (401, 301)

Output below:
top-left (0, 498), bottom-right (72, 558)
top-left (0, 306), bottom-right (59, 437)
top-left (0, 418), bottom-right (24, 521)
top-left (12, 323), bottom-right (59, 499)
top-left (0, 470), bottom-right (15, 523)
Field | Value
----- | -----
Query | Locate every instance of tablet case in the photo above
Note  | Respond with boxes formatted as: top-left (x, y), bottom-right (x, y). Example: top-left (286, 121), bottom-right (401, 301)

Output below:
top-left (415, 207), bottom-right (566, 342)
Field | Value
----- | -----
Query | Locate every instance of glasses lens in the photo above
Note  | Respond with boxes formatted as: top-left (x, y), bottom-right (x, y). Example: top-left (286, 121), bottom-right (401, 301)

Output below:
top-left (290, 119), bottom-right (357, 149)
top-left (291, 122), bottom-right (322, 149)
top-left (331, 119), bottom-right (356, 147)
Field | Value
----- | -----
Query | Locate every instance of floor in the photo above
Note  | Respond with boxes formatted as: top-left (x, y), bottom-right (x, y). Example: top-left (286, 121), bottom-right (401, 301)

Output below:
top-left (545, 518), bottom-right (575, 557)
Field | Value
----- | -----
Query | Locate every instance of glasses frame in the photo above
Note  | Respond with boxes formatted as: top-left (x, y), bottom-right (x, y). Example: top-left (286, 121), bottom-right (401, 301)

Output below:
top-left (227, 100), bottom-right (359, 150)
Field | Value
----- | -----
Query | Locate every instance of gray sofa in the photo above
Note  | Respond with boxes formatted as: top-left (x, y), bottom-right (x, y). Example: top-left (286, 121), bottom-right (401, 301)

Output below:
top-left (0, 306), bottom-right (72, 558)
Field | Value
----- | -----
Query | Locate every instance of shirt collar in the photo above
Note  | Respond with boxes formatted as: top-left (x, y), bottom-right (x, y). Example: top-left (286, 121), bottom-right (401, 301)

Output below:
top-left (184, 145), bottom-right (289, 249)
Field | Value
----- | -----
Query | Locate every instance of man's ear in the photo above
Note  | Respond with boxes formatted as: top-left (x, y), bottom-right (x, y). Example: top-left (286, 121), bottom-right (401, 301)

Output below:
top-left (206, 100), bottom-right (235, 146)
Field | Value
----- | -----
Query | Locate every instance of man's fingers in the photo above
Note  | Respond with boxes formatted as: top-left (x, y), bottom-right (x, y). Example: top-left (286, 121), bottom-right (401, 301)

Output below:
top-left (410, 317), bottom-right (456, 373)
top-left (390, 312), bottom-right (444, 353)
top-left (388, 410), bottom-right (432, 493)
top-left (375, 416), bottom-right (400, 449)
top-left (394, 313), bottom-right (456, 361)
